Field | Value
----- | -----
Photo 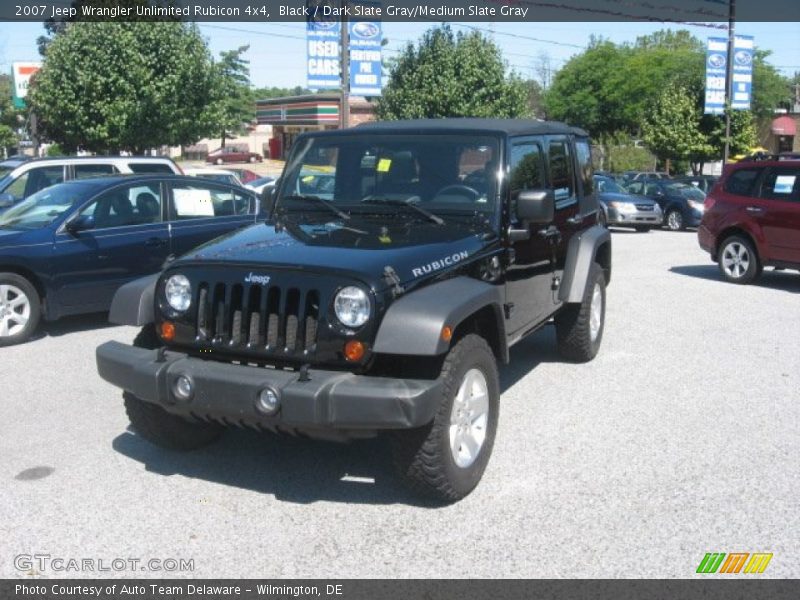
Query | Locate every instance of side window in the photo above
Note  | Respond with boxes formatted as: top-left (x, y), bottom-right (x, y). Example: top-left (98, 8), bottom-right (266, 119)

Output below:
top-left (547, 139), bottom-right (575, 204)
top-left (79, 183), bottom-right (163, 228)
top-left (645, 183), bottom-right (660, 196)
top-left (73, 164), bottom-right (119, 179)
top-left (170, 183), bottom-right (252, 219)
top-left (758, 168), bottom-right (799, 201)
top-left (724, 168), bottom-right (761, 196)
top-left (574, 138), bottom-right (593, 196)
top-left (626, 181), bottom-right (644, 195)
top-left (128, 163), bottom-right (175, 174)
top-left (509, 143), bottom-right (545, 196)
top-left (4, 166), bottom-right (64, 201)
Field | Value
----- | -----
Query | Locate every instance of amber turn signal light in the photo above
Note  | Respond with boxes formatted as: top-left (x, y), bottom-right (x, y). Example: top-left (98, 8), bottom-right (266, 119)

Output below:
top-left (160, 321), bottom-right (176, 341)
top-left (441, 326), bottom-right (453, 342)
top-left (344, 340), bottom-right (365, 361)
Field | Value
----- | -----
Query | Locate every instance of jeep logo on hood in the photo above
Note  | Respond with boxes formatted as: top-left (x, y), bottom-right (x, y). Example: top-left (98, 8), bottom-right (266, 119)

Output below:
top-left (244, 272), bottom-right (271, 285)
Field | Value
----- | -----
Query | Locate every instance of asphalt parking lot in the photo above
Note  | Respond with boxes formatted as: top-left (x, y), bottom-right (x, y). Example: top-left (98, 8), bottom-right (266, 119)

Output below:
top-left (1, 229), bottom-right (798, 579)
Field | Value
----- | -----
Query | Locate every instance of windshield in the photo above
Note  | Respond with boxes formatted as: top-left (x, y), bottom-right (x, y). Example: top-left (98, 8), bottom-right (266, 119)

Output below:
top-left (666, 183), bottom-right (705, 200)
top-left (0, 182), bottom-right (94, 230)
top-left (595, 178), bottom-right (626, 194)
top-left (278, 133), bottom-right (501, 221)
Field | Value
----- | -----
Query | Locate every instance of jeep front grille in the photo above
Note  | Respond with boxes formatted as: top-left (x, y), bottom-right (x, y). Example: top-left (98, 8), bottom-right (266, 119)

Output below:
top-left (194, 282), bottom-right (320, 356)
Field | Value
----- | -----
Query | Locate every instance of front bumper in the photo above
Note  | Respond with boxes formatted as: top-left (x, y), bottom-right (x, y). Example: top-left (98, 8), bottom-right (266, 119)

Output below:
top-left (97, 342), bottom-right (442, 432)
top-left (606, 207), bottom-right (663, 226)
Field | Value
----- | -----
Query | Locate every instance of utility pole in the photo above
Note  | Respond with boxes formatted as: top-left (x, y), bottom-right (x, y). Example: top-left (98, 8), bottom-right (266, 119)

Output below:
top-left (723, 0), bottom-right (736, 164)
top-left (340, 3), bottom-right (350, 129)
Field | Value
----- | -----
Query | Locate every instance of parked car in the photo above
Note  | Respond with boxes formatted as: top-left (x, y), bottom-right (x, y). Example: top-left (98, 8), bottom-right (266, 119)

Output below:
top-left (0, 156), bottom-right (181, 211)
top-left (206, 147), bottom-right (262, 165)
top-left (183, 167), bottom-right (243, 187)
top-left (96, 118), bottom-right (611, 503)
top-left (698, 158), bottom-right (800, 284)
top-left (673, 175), bottom-right (719, 194)
top-left (226, 168), bottom-right (260, 184)
top-left (0, 175), bottom-right (259, 345)
top-left (622, 171), bottom-right (672, 183)
top-left (594, 175), bottom-right (662, 231)
top-left (244, 176), bottom-right (276, 195)
top-left (625, 179), bottom-right (706, 231)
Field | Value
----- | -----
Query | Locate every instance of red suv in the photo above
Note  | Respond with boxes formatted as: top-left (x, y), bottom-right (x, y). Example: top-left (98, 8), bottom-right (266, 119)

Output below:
top-left (698, 158), bottom-right (800, 284)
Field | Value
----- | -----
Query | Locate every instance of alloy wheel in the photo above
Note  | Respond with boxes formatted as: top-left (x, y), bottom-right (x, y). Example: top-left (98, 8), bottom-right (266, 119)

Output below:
top-left (0, 284), bottom-right (31, 338)
top-left (721, 241), bottom-right (751, 280)
top-left (449, 368), bottom-right (490, 469)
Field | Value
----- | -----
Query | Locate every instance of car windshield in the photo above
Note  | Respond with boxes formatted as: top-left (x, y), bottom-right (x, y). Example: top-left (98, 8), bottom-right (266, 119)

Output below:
top-left (0, 182), bottom-right (94, 229)
top-left (277, 133), bottom-right (501, 221)
top-left (595, 178), bottom-right (626, 194)
top-left (666, 183), bottom-right (705, 200)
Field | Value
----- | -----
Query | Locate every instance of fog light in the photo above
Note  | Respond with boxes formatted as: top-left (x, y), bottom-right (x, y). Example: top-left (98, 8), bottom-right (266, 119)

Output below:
top-left (255, 387), bottom-right (281, 415)
top-left (172, 375), bottom-right (194, 402)
top-left (344, 340), bottom-right (365, 361)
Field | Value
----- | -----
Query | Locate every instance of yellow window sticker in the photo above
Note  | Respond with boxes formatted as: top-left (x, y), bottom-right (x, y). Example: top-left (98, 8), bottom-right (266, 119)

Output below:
top-left (377, 158), bottom-right (392, 173)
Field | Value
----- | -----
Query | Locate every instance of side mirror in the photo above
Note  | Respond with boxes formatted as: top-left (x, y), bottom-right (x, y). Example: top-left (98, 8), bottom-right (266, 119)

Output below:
top-left (0, 193), bottom-right (15, 209)
top-left (66, 214), bottom-right (95, 233)
top-left (517, 189), bottom-right (555, 224)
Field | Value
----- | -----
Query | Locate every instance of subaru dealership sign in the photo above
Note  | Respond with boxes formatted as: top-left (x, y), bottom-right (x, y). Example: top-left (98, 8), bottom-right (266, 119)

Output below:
top-left (704, 35), bottom-right (753, 115)
top-left (349, 14), bottom-right (382, 96)
top-left (307, 17), bottom-right (341, 89)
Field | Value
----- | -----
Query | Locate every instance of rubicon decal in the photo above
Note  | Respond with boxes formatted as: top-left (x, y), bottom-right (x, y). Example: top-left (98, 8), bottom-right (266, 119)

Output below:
top-left (696, 552), bottom-right (772, 574)
top-left (412, 251), bottom-right (469, 278)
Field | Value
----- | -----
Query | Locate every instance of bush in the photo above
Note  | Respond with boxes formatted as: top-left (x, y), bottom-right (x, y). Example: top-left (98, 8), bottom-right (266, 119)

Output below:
top-left (46, 143), bottom-right (64, 157)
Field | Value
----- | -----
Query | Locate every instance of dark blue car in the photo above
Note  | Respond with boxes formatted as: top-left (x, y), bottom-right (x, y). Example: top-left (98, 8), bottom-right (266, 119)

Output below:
top-left (0, 175), bottom-right (260, 345)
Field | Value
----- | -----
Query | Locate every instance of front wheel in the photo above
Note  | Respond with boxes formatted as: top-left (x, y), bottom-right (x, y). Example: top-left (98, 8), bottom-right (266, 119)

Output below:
top-left (124, 393), bottom-right (223, 451)
top-left (554, 262), bottom-right (606, 362)
top-left (718, 235), bottom-right (761, 284)
top-left (0, 273), bottom-right (41, 347)
top-left (390, 334), bottom-right (499, 503)
top-left (665, 209), bottom-right (684, 231)
top-left (215, 157), bottom-right (224, 165)
top-left (249, 155), bottom-right (257, 163)
top-left (635, 225), bottom-right (650, 232)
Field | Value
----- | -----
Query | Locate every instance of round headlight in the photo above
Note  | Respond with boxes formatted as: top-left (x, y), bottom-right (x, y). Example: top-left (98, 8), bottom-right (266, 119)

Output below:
top-left (165, 274), bottom-right (192, 312)
top-left (334, 286), bottom-right (370, 328)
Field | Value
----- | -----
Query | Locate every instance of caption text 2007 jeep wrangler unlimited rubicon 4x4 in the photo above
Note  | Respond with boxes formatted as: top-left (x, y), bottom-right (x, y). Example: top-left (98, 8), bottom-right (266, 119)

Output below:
top-left (96, 119), bottom-right (611, 502)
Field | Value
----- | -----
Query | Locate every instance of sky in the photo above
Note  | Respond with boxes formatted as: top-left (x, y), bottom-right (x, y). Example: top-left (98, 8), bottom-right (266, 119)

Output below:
top-left (0, 20), bottom-right (798, 90)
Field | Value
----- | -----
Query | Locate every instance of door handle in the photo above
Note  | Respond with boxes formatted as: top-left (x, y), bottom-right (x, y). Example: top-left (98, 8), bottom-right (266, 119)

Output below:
top-left (144, 237), bottom-right (167, 248)
top-left (745, 206), bottom-right (765, 214)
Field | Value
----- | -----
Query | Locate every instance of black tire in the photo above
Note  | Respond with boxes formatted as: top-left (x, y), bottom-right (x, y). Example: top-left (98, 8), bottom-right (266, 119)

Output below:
top-left (717, 235), bottom-right (761, 284)
top-left (635, 226), bottom-right (650, 233)
top-left (215, 157), bottom-right (224, 165)
top-left (125, 323), bottom-right (223, 450)
top-left (390, 334), bottom-right (499, 503)
top-left (0, 273), bottom-right (41, 347)
top-left (249, 155), bottom-right (257, 163)
top-left (124, 392), bottom-right (223, 451)
top-left (555, 262), bottom-right (606, 362)
top-left (665, 209), bottom-right (684, 231)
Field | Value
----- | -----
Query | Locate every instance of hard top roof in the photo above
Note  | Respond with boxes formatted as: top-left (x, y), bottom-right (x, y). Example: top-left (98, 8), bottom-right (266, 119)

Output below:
top-left (311, 118), bottom-right (589, 138)
top-left (51, 173), bottom-right (254, 191)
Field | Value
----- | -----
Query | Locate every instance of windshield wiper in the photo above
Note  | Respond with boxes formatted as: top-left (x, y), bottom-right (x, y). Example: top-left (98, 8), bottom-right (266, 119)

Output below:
top-left (361, 196), bottom-right (444, 225)
top-left (280, 194), bottom-right (350, 221)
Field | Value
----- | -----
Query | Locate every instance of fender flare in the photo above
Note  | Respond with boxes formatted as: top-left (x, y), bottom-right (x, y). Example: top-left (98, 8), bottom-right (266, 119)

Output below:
top-left (108, 274), bottom-right (159, 326)
top-left (372, 276), bottom-right (506, 360)
top-left (559, 225), bottom-right (612, 303)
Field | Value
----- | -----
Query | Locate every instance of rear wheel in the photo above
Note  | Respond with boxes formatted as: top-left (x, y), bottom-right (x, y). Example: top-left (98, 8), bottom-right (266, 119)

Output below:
top-left (0, 273), bottom-right (41, 347)
top-left (390, 334), bottom-right (499, 503)
top-left (718, 235), bottom-right (761, 284)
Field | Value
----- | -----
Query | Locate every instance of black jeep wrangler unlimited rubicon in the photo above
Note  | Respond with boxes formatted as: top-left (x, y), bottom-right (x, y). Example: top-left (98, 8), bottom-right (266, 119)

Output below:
top-left (96, 119), bottom-right (611, 502)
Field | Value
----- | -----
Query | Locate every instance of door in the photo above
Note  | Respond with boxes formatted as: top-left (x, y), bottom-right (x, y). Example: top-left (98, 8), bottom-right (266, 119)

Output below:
top-left (52, 181), bottom-right (170, 311)
top-left (505, 139), bottom-right (556, 336)
top-left (167, 180), bottom-right (257, 257)
top-left (753, 166), bottom-right (800, 263)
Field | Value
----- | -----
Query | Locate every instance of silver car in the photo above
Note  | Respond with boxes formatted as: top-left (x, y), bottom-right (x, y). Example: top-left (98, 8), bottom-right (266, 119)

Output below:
top-left (595, 176), bottom-right (663, 232)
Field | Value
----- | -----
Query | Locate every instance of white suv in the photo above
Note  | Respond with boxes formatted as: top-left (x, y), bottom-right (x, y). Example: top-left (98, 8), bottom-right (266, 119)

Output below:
top-left (0, 156), bottom-right (181, 209)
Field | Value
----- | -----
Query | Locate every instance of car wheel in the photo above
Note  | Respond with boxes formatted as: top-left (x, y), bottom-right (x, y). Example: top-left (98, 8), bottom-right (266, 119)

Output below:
top-left (718, 235), bottom-right (761, 284)
top-left (215, 158), bottom-right (224, 165)
top-left (249, 156), bottom-right (257, 163)
top-left (597, 209), bottom-right (607, 228)
top-left (0, 273), bottom-right (41, 347)
top-left (390, 334), bottom-right (499, 503)
top-left (554, 262), bottom-right (606, 362)
top-left (635, 226), bottom-right (650, 233)
top-left (665, 209), bottom-right (684, 231)
top-left (123, 324), bottom-right (224, 450)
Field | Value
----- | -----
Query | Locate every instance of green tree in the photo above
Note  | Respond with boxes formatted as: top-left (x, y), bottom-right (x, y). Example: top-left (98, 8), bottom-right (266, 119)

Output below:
top-left (642, 85), bottom-right (710, 171)
top-left (28, 21), bottom-right (219, 153)
top-left (212, 45), bottom-right (254, 148)
top-left (376, 25), bottom-right (528, 120)
top-left (252, 86), bottom-right (311, 100)
top-left (0, 74), bottom-right (24, 153)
